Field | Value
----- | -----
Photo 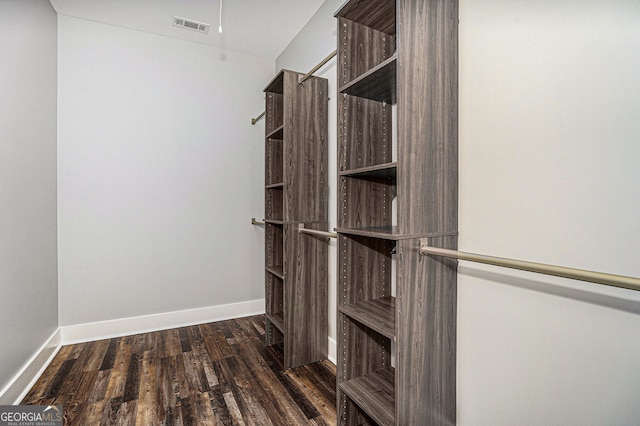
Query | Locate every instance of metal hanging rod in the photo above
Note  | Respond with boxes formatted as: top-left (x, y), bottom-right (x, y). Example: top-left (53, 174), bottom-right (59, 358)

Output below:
top-left (251, 50), bottom-right (337, 125)
top-left (419, 239), bottom-right (640, 292)
top-left (298, 224), bottom-right (337, 239)
top-left (298, 49), bottom-right (337, 84)
top-left (251, 217), bottom-right (265, 226)
top-left (251, 111), bottom-right (265, 125)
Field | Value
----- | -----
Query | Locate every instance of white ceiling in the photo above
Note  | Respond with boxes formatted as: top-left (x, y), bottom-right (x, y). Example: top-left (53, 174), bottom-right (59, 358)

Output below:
top-left (50, 0), bottom-right (325, 60)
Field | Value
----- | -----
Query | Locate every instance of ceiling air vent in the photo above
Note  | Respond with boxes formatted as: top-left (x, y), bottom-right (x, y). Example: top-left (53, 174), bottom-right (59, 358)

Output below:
top-left (173, 16), bottom-right (210, 34)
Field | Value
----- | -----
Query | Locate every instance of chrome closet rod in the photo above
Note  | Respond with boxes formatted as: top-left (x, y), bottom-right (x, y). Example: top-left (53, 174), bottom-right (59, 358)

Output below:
top-left (298, 49), bottom-right (337, 84)
top-left (251, 217), bottom-right (265, 226)
top-left (251, 111), bottom-right (265, 125)
top-left (298, 224), bottom-right (337, 239)
top-left (419, 239), bottom-right (640, 292)
top-left (251, 50), bottom-right (337, 125)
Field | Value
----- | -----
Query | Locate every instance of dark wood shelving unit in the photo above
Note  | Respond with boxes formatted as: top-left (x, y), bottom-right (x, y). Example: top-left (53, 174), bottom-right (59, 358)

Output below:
top-left (335, 0), bottom-right (458, 424)
top-left (263, 69), bottom-right (329, 369)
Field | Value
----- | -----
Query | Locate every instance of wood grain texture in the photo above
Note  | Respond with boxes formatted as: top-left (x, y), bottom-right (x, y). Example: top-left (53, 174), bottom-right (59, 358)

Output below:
top-left (397, 0), bottom-right (458, 237)
top-left (336, 229), bottom-right (393, 426)
top-left (335, 0), bottom-right (396, 35)
top-left (339, 55), bottom-right (397, 104)
top-left (336, 0), bottom-right (458, 424)
top-left (337, 317), bottom-right (391, 426)
top-left (265, 223), bottom-right (283, 274)
top-left (338, 177), bottom-right (393, 230)
top-left (339, 96), bottom-right (392, 172)
top-left (338, 162), bottom-right (396, 180)
top-left (282, 222), bottom-right (329, 368)
top-left (23, 316), bottom-right (337, 425)
top-left (395, 1), bottom-right (458, 421)
top-left (337, 17), bottom-right (394, 237)
top-left (265, 138), bottom-right (283, 186)
top-left (396, 236), bottom-right (457, 425)
top-left (263, 69), bottom-right (329, 370)
top-left (339, 367), bottom-right (395, 426)
top-left (265, 90), bottom-right (283, 136)
top-left (338, 296), bottom-right (396, 341)
top-left (265, 187), bottom-right (283, 222)
top-left (282, 71), bottom-right (328, 223)
top-left (337, 18), bottom-right (395, 87)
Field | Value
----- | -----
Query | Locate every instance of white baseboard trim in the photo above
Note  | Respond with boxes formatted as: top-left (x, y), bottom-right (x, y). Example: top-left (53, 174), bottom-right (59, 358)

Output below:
top-left (0, 329), bottom-right (62, 405)
top-left (328, 336), bottom-right (337, 364)
top-left (61, 299), bottom-right (265, 345)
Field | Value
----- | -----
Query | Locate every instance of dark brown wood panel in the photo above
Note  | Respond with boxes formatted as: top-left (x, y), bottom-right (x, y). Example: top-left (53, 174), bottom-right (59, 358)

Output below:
top-left (338, 296), bottom-right (396, 340)
top-left (265, 223), bottom-right (283, 271)
top-left (265, 92), bottom-right (283, 136)
top-left (265, 187), bottom-right (284, 222)
top-left (339, 162), bottom-right (396, 180)
top-left (23, 316), bottom-right (337, 426)
top-left (397, 0), bottom-right (458, 237)
top-left (283, 72), bottom-right (328, 223)
top-left (339, 55), bottom-right (397, 104)
top-left (338, 18), bottom-right (395, 87)
top-left (266, 273), bottom-right (284, 319)
top-left (283, 222), bottom-right (329, 368)
top-left (337, 317), bottom-right (391, 426)
top-left (397, 236), bottom-right (457, 425)
top-left (337, 233), bottom-right (393, 426)
top-left (338, 235), bottom-right (393, 306)
top-left (338, 177), bottom-right (393, 229)
top-left (266, 138), bottom-right (283, 186)
top-left (339, 96), bottom-right (392, 172)
top-left (335, 0), bottom-right (396, 35)
top-left (339, 367), bottom-right (395, 426)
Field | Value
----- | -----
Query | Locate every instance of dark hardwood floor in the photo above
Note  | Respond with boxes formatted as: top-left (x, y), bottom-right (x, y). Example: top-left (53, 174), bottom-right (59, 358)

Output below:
top-left (22, 315), bottom-right (336, 425)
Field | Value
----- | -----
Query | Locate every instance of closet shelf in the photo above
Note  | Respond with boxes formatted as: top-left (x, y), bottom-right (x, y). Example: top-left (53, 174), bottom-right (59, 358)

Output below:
top-left (266, 313), bottom-right (284, 333)
top-left (266, 265), bottom-right (284, 279)
top-left (336, 226), bottom-right (423, 241)
top-left (339, 296), bottom-right (396, 340)
top-left (334, 0), bottom-right (396, 34)
top-left (339, 55), bottom-right (397, 104)
top-left (266, 124), bottom-right (284, 140)
top-left (263, 69), bottom-right (328, 369)
top-left (339, 367), bottom-right (395, 426)
top-left (339, 162), bottom-right (397, 180)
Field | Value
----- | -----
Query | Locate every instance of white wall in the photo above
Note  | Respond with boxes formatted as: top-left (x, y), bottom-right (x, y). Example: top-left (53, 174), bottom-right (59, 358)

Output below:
top-left (0, 0), bottom-right (59, 400)
top-left (279, 0), bottom-right (640, 424)
top-left (276, 0), bottom-right (343, 359)
top-left (57, 15), bottom-right (272, 326)
top-left (458, 1), bottom-right (640, 424)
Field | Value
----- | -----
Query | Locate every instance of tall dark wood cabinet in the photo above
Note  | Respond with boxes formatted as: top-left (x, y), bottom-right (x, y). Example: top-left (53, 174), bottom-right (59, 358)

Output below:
top-left (335, 0), bottom-right (458, 425)
top-left (263, 69), bottom-right (329, 370)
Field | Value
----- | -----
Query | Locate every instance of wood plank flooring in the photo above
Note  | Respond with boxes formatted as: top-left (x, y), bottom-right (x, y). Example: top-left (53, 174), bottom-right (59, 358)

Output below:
top-left (22, 315), bottom-right (336, 425)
